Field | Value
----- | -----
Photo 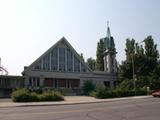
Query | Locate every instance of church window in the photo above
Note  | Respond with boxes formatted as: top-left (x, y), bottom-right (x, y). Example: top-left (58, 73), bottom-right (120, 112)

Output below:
top-left (67, 48), bottom-right (73, 72)
top-left (74, 56), bottom-right (80, 72)
top-left (28, 77), bottom-right (40, 87)
top-left (42, 53), bottom-right (50, 71)
top-left (51, 48), bottom-right (58, 71)
top-left (59, 47), bottom-right (65, 71)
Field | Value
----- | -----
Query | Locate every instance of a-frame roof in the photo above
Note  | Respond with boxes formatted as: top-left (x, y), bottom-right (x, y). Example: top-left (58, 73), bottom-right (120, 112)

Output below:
top-left (22, 37), bottom-right (92, 74)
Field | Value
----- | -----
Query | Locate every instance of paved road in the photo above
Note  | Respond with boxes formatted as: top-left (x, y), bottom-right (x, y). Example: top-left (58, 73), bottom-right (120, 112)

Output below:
top-left (0, 97), bottom-right (160, 120)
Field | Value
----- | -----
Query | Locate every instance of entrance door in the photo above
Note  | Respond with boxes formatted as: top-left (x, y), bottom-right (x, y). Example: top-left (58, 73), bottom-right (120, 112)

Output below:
top-left (70, 79), bottom-right (80, 88)
top-left (58, 79), bottom-right (67, 88)
top-left (44, 78), bottom-right (55, 87)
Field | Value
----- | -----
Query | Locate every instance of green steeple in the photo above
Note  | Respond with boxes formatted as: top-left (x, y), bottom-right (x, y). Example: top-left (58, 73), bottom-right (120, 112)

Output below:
top-left (104, 21), bottom-right (115, 50)
top-left (107, 21), bottom-right (111, 40)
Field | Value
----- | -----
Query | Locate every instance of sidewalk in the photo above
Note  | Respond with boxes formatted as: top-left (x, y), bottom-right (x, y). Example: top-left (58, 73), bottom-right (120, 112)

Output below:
top-left (0, 96), bottom-right (152, 108)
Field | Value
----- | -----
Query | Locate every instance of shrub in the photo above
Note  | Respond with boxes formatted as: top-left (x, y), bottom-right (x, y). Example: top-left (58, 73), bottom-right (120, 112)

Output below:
top-left (39, 91), bottom-right (64, 101)
top-left (11, 88), bottom-right (38, 102)
top-left (90, 87), bottom-right (116, 99)
top-left (33, 88), bottom-right (43, 94)
top-left (11, 89), bottom-right (64, 102)
top-left (95, 89), bottom-right (117, 99)
top-left (116, 79), bottom-right (134, 90)
top-left (90, 87), bottom-right (148, 99)
top-left (82, 80), bottom-right (95, 95)
top-left (89, 91), bottom-right (97, 97)
top-left (135, 89), bottom-right (148, 96)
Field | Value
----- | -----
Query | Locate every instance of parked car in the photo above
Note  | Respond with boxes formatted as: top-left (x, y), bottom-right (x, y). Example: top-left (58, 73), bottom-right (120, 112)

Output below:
top-left (152, 90), bottom-right (160, 97)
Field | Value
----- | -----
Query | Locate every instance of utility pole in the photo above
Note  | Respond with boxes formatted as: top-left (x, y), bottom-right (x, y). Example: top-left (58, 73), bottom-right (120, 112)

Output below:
top-left (131, 54), bottom-right (136, 96)
top-left (131, 40), bottom-right (145, 96)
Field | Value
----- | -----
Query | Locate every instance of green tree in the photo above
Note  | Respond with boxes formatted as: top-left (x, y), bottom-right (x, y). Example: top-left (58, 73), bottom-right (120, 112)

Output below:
top-left (119, 36), bottom-right (160, 90)
top-left (119, 38), bottom-right (136, 79)
top-left (125, 38), bottom-right (136, 61)
top-left (82, 80), bottom-right (95, 95)
top-left (155, 60), bottom-right (160, 77)
top-left (96, 39), bottom-right (105, 71)
top-left (144, 36), bottom-right (159, 73)
top-left (87, 57), bottom-right (96, 71)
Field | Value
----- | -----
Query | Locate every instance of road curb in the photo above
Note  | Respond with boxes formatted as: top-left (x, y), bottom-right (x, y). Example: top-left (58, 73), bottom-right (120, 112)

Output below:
top-left (0, 95), bottom-right (152, 108)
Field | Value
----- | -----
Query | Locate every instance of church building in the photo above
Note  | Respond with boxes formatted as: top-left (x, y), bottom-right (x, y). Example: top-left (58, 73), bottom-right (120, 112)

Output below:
top-left (22, 24), bottom-right (117, 94)
top-left (0, 24), bottom-right (117, 97)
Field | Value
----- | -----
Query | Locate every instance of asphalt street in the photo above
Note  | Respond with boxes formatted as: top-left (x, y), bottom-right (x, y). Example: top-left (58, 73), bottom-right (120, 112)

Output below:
top-left (0, 97), bottom-right (160, 120)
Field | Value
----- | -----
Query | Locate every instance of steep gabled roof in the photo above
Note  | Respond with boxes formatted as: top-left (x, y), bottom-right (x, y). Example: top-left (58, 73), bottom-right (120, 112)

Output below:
top-left (22, 37), bottom-right (92, 74)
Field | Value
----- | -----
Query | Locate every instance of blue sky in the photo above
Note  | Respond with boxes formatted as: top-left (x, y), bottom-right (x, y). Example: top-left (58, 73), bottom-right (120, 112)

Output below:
top-left (0, 0), bottom-right (160, 75)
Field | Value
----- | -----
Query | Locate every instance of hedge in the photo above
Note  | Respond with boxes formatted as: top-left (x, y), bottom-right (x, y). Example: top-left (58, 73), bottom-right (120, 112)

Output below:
top-left (38, 91), bottom-right (64, 101)
top-left (11, 88), bottom-right (64, 102)
top-left (90, 88), bottom-right (148, 99)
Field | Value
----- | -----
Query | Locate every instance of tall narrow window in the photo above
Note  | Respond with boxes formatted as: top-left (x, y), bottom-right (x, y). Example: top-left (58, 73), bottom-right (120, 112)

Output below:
top-left (74, 56), bottom-right (80, 72)
top-left (51, 48), bottom-right (58, 71)
top-left (29, 77), bottom-right (32, 86)
top-left (37, 77), bottom-right (40, 87)
top-left (43, 54), bottom-right (50, 71)
top-left (67, 48), bottom-right (73, 72)
top-left (59, 48), bottom-right (65, 71)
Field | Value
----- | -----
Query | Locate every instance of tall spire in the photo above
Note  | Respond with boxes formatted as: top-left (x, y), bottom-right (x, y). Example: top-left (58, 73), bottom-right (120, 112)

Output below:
top-left (107, 21), bottom-right (109, 27)
top-left (107, 21), bottom-right (111, 40)
top-left (103, 22), bottom-right (117, 73)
